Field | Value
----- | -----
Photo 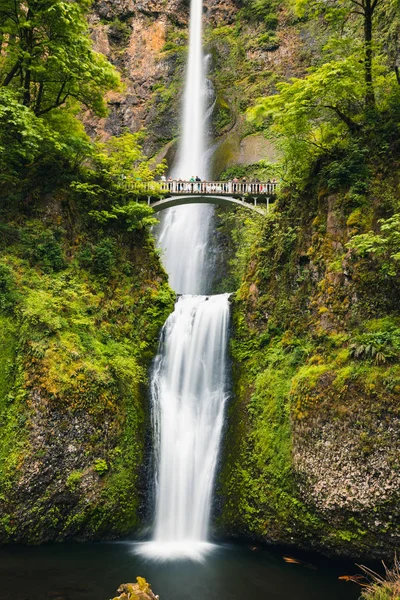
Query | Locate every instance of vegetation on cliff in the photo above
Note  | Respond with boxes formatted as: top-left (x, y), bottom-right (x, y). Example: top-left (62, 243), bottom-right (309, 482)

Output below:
top-left (217, 0), bottom-right (400, 559)
top-left (0, 0), bottom-right (174, 542)
top-left (1, 0), bottom-right (399, 561)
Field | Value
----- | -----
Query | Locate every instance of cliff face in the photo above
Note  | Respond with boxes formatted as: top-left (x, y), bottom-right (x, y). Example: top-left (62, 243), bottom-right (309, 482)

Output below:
top-left (85, 0), bottom-right (310, 174)
top-left (0, 200), bottom-right (174, 543)
top-left (1, 0), bottom-right (398, 556)
top-left (215, 164), bottom-right (400, 559)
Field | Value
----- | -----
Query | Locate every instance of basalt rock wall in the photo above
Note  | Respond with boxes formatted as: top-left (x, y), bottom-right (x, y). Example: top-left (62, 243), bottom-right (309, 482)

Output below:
top-left (86, 0), bottom-right (308, 173)
top-left (215, 169), bottom-right (400, 559)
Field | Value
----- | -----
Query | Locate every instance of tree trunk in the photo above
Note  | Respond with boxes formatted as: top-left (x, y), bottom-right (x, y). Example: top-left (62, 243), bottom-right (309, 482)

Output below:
top-left (364, 0), bottom-right (376, 108)
top-left (22, 9), bottom-right (33, 107)
top-left (23, 69), bottom-right (31, 106)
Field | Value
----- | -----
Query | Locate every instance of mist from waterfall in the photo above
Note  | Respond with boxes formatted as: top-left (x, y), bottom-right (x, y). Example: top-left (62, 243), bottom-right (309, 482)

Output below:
top-left (137, 0), bottom-right (230, 562)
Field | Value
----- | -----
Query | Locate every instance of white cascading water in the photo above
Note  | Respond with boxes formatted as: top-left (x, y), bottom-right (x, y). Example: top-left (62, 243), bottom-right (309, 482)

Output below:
top-left (140, 295), bottom-right (230, 561)
top-left (137, 0), bottom-right (230, 562)
top-left (156, 0), bottom-right (214, 295)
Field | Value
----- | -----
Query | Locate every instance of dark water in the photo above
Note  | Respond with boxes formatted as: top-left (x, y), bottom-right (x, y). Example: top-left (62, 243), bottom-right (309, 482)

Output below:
top-left (0, 541), bottom-right (362, 600)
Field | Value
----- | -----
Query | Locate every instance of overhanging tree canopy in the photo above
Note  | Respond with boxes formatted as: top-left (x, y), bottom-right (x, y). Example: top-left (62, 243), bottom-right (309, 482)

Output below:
top-left (0, 0), bottom-right (119, 116)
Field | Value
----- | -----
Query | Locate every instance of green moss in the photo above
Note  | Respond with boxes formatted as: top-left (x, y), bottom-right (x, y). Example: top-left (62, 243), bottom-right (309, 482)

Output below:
top-left (0, 216), bottom-right (175, 543)
top-left (217, 158), bottom-right (400, 558)
top-left (66, 471), bottom-right (84, 491)
top-left (0, 315), bottom-right (18, 403)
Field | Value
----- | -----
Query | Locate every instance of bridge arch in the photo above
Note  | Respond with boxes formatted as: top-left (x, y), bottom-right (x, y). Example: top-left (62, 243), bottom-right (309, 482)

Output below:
top-left (149, 195), bottom-right (270, 215)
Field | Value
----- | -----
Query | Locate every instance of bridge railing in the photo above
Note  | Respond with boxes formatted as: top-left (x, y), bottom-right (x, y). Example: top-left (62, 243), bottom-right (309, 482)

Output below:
top-left (129, 180), bottom-right (278, 196)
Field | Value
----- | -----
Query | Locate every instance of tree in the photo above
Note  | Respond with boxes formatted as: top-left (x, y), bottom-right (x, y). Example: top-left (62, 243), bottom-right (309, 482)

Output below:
top-left (348, 0), bottom-right (379, 107)
top-left (0, 0), bottom-right (119, 116)
top-left (292, 0), bottom-right (389, 109)
top-left (248, 55), bottom-right (369, 183)
top-left (71, 132), bottom-right (166, 233)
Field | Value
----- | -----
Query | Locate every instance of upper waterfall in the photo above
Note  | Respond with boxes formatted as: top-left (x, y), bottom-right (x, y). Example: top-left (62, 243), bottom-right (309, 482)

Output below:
top-left (155, 0), bottom-right (214, 296)
top-left (172, 0), bottom-right (206, 179)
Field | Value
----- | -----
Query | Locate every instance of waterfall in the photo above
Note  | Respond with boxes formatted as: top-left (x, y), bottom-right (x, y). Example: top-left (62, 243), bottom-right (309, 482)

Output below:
top-left (155, 0), bottom-right (214, 296)
top-left (153, 296), bottom-right (229, 543)
top-left (137, 0), bottom-right (229, 562)
top-left (139, 295), bottom-right (230, 560)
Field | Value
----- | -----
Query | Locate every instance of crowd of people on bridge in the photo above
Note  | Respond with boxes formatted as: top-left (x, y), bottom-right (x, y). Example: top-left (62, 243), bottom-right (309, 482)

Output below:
top-left (157, 174), bottom-right (278, 194)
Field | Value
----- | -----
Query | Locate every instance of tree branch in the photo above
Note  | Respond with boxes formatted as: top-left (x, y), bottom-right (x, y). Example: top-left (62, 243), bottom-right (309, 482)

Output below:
top-left (349, 0), bottom-right (365, 9)
top-left (36, 93), bottom-right (69, 116)
top-left (2, 59), bottom-right (21, 86)
top-left (322, 105), bottom-right (362, 132)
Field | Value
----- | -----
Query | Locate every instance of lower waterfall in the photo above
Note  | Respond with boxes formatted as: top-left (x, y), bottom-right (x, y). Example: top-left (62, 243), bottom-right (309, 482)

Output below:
top-left (138, 294), bottom-right (230, 560)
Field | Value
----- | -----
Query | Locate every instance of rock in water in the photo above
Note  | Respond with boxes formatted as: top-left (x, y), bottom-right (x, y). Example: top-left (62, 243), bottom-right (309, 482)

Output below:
top-left (112, 577), bottom-right (159, 600)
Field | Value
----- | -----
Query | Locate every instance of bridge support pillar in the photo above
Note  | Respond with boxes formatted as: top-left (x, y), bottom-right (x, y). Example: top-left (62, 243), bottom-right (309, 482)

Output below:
top-left (266, 197), bottom-right (270, 212)
top-left (147, 196), bottom-right (151, 205)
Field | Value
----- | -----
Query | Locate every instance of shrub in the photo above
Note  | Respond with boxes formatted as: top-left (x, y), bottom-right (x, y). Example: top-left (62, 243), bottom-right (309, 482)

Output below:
top-left (93, 459), bottom-right (109, 476)
top-left (359, 557), bottom-right (400, 600)
top-left (0, 264), bottom-right (19, 314)
top-left (92, 239), bottom-right (117, 277)
top-left (21, 227), bottom-right (67, 273)
top-left (66, 471), bottom-right (84, 491)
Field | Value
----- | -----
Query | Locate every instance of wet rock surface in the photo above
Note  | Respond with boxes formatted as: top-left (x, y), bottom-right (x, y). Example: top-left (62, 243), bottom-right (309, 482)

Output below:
top-left (293, 390), bottom-right (400, 556)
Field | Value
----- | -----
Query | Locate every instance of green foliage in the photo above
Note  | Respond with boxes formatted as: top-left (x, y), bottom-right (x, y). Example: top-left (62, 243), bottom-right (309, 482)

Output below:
top-left (71, 132), bottom-right (164, 234)
top-left (91, 239), bottom-right (116, 277)
top-left (220, 314), bottom-right (323, 540)
top-left (0, 213), bottom-right (175, 542)
top-left (93, 459), bottom-right (109, 476)
top-left (248, 0), bottom-right (400, 190)
top-left (359, 556), bottom-right (400, 600)
top-left (241, 0), bottom-right (280, 28)
top-left (0, 0), bottom-right (119, 116)
top-left (348, 214), bottom-right (400, 276)
top-left (257, 32), bottom-right (280, 51)
top-left (349, 329), bottom-right (400, 364)
top-left (107, 19), bottom-right (131, 45)
top-left (321, 142), bottom-right (369, 192)
top-left (66, 471), bottom-right (84, 491)
top-left (88, 203), bottom-right (157, 233)
top-left (0, 88), bottom-right (61, 187)
top-left (0, 2), bottom-right (162, 229)
top-left (0, 315), bottom-right (18, 404)
top-left (20, 225), bottom-right (67, 273)
top-left (0, 264), bottom-right (20, 314)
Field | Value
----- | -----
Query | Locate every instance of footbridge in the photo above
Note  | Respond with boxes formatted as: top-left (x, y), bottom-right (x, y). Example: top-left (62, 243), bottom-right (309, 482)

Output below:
top-left (130, 180), bottom-right (278, 214)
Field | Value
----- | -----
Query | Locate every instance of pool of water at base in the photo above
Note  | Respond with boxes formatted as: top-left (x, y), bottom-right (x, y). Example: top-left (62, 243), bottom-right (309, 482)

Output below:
top-left (0, 540), bottom-right (362, 600)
